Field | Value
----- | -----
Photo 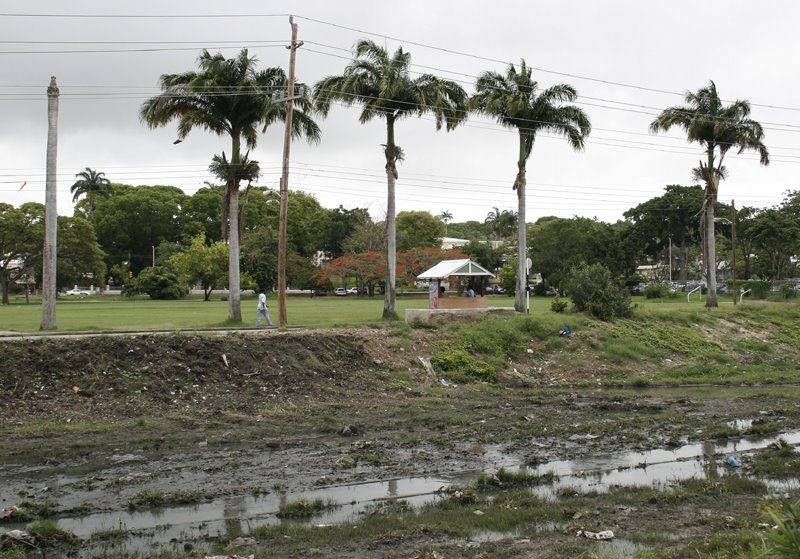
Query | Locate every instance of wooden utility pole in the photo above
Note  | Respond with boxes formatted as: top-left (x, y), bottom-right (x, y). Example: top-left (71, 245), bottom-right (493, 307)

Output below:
top-left (277, 17), bottom-right (302, 328)
top-left (41, 76), bottom-right (59, 330)
top-left (731, 200), bottom-right (738, 305)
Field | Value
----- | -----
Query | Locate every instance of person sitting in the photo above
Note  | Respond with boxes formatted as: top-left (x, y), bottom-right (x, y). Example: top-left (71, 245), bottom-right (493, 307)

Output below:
top-left (466, 287), bottom-right (475, 298)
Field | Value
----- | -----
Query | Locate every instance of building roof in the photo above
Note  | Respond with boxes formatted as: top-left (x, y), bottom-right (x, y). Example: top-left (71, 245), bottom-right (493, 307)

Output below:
top-left (417, 259), bottom-right (495, 279)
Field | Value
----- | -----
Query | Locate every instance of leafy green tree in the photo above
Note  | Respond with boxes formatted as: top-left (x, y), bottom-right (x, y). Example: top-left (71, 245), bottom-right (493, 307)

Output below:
top-left (93, 185), bottom-right (187, 274)
top-left (749, 208), bottom-right (800, 279)
top-left (623, 185), bottom-right (704, 281)
top-left (0, 202), bottom-right (44, 304)
top-left (446, 220), bottom-right (491, 241)
top-left (53, 215), bottom-right (107, 290)
top-left (140, 48), bottom-right (320, 322)
top-left (181, 186), bottom-right (226, 244)
top-left (70, 168), bottom-right (112, 216)
top-left (168, 233), bottom-right (228, 301)
top-left (314, 39), bottom-right (468, 319)
top-left (530, 217), bottom-right (630, 290)
top-left (650, 81), bottom-right (769, 306)
top-left (396, 211), bottom-right (445, 251)
top-left (471, 60), bottom-right (591, 312)
top-left (240, 226), bottom-right (278, 293)
top-left (322, 206), bottom-right (372, 258)
top-left (208, 151), bottom-right (261, 242)
top-left (342, 214), bottom-right (385, 254)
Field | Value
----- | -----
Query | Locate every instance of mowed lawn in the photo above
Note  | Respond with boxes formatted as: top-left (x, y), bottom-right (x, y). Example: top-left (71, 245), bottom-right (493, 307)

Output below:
top-left (0, 291), bottom-right (733, 333)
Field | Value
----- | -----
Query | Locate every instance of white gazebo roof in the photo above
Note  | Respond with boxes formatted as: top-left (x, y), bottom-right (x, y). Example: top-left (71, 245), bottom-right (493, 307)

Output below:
top-left (417, 259), bottom-right (495, 280)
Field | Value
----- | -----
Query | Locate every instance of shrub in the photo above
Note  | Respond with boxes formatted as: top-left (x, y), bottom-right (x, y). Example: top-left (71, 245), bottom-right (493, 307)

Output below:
top-left (644, 284), bottom-right (669, 299)
top-left (550, 297), bottom-right (568, 313)
top-left (122, 267), bottom-right (186, 300)
top-left (567, 263), bottom-right (633, 321)
top-left (431, 345), bottom-right (496, 383)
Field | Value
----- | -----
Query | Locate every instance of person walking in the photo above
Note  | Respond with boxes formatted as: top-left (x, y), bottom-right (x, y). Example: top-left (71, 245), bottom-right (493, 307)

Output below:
top-left (256, 290), bottom-right (272, 327)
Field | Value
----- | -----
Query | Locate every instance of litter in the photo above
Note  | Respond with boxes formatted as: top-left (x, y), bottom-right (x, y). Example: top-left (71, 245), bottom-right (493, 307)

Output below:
top-left (560, 325), bottom-right (572, 336)
top-left (204, 556), bottom-right (254, 559)
top-left (0, 507), bottom-right (19, 519)
top-left (726, 456), bottom-right (743, 468)
top-left (576, 529), bottom-right (614, 540)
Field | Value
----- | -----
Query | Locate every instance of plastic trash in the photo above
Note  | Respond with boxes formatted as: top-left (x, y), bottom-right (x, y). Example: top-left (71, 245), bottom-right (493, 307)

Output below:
top-left (576, 529), bottom-right (614, 540)
top-left (560, 325), bottom-right (572, 336)
top-left (726, 456), bottom-right (743, 468)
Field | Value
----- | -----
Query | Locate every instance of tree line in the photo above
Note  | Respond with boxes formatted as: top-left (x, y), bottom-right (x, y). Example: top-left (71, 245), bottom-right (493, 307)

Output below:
top-left (4, 44), bottom-right (777, 318)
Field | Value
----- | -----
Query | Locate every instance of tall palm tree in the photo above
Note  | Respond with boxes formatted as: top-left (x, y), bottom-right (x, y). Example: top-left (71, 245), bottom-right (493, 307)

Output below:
top-left (313, 39), bottom-right (468, 319)
top-left (70, 167), bottom-right (112, 215)
top-left (438, 210), bottom-right (453, 236)
top-left (140, 49), bottom-right (320, 322)
top-left (471, 61), bottom-right (591, 312)
top-left (650, 81), bottom-right (768, 307)
top-left (208, 150), bottom-right (260, 241)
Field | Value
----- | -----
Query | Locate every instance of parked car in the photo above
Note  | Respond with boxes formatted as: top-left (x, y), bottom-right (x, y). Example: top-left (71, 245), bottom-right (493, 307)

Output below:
top-left (334, 288), bottom-right (348, 296)
top-left (347, 287), bottom-right (359, 295)
top-left (65, 288), bottom-right (89, 296)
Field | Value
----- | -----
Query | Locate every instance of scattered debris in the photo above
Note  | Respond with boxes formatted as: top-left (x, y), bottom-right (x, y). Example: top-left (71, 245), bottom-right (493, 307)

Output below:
top-left (1, 529), bottom-right (36, 548)
top-left (473, 510), bottom-right (484, 516)
top-left (340, 425), bottom-right (356, 436)
top-left (0, 506), bottom-right (19, 519)
top-left (576, 529), bottom-right (614, 540)
top-left (417, 357), bottom-right (436, 379)
top-left (229, 537), bottom-right (256, 546)
top-left (726, 456), bottom-right (743, 468)
top-left (204, 555), bottom-right (254, 559)
top-left (221, 354), bottom-right (229, 368)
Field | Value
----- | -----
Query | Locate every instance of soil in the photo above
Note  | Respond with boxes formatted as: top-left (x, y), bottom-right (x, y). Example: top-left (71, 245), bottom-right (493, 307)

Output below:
top-left (1, 325), bottom-right (799, 559)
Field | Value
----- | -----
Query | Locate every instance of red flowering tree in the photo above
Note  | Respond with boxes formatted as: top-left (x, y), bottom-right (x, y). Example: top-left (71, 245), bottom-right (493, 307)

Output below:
top-left (398, 247), bottom-right (467, 283)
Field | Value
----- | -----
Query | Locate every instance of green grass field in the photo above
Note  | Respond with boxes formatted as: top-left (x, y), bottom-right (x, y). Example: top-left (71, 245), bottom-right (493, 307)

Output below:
top-left (0, 291), bottom-right (744, 333)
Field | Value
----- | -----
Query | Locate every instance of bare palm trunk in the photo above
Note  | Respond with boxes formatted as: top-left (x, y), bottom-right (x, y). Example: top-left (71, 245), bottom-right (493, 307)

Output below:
top-left (383, 117), bottom-right (397, 319)
top-left (514, 135), bottom-right (528, 313)
top-left (705, 149), bottom-right (719, 308)
top-left (228, 185), bottom-right (241, 321)
top-left (227, 135), bottom-right (242, 322)
top-left (41, 77), bottom-right (59, 330)
top-left (705, 195), bottom-right (718, 307)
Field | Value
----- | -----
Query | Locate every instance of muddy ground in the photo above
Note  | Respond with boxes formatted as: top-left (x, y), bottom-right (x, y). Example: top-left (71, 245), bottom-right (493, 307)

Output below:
top-left (1, 323), bottom-right (800, 558)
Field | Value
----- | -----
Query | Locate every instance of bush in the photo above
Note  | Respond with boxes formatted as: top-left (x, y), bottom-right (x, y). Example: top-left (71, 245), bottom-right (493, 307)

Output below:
top-left (431, 345), bottom-right (496, 383)
top-left (550, 297), bottom-right (568, 313)
top-left (644, 284), bottom-right (669, 299)
top-left (567, 263), bottom-right (633, 321)
top-left (122, 267), bottom-right (186, 300)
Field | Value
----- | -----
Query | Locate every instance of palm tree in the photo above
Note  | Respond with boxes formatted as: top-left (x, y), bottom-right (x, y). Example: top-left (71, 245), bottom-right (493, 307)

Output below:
top-left (438, 210), bottom-right (453, 236)
top-left (140, 49), bottom-right (320, 322)
top-left (471, 61), bottom-right (590, 312)
top-left (70, 167), bottom-right (112, 215)
top-left (314, 39), bottom-right (468, 319)
top-left (650, 81), bottom-right (768, 307)
top-left (208, 151), bottom-right (260, 241)
top-left (485, 207), bottom-right (517, 239)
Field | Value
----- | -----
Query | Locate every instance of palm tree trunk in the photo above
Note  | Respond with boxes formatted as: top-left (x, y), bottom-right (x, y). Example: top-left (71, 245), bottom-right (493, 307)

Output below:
top-left (514, 133), bottom-right (527, 313)
top-left (227, 135), bottom-right (242, 322)
top-left (705, 198), bottom-right (718, 307)
top-left (41, 77), bottom-right (59, 330)
top-left (705, 150), bottom-right (718, 308)
top-left (383, 117), bottom-right (397, 319)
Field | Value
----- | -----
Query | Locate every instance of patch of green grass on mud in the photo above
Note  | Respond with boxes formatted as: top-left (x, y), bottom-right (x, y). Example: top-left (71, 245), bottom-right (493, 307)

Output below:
top-left (14, 419), bottom-right (120, 435)
top-left (747, 439), bottom-right (800, 478)
top-left (276, 497), bottom-right (335, 519)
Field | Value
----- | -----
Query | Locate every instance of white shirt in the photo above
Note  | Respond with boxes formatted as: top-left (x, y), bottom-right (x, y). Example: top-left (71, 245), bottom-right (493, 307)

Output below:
top-left (258, 293), bottom-right (267, 310)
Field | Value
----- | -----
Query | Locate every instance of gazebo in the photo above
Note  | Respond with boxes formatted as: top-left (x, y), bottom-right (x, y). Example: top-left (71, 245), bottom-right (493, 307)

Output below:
top-left (416, 258), bottom-right (495, 310)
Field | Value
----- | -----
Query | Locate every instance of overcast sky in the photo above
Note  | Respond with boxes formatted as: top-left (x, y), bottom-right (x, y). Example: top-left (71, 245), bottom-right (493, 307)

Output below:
top-left (2, 0), bottom-right (799, 227)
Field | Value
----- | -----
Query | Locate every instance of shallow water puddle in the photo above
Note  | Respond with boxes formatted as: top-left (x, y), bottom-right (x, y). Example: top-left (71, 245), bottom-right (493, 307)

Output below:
top-left (3, 429), bottom-right (798, 556)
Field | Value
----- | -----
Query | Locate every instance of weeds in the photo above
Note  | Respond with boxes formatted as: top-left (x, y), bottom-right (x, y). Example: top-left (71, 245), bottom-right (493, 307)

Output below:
top-left (277, 497), bottom-right (335, 519)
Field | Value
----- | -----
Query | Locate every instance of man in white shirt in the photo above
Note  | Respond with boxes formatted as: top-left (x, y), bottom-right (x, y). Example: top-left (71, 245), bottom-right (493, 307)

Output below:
top-left (256, 290), bottom-right (273, 327)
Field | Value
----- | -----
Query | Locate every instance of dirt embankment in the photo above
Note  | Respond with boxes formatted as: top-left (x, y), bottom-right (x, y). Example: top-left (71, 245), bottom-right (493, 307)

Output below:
top-left (0, 330), bottom-right (397, 424)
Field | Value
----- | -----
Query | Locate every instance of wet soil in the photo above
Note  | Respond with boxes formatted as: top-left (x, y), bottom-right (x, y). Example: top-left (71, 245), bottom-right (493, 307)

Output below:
top-left (1, 327), bottom-right (800, 558)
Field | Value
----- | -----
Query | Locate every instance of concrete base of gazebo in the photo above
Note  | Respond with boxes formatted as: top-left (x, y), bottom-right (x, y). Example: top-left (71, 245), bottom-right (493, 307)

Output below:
top-left (405, 306), bottom-right (515, 323)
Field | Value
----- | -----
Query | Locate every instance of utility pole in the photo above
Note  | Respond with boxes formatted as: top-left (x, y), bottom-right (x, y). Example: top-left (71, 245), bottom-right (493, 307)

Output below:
top-left (731, 200), bottom-right (738, 305)
top-left (41, 76), bottom-right (59, 330)
top-left (276, 16), bottom-right (303, 328)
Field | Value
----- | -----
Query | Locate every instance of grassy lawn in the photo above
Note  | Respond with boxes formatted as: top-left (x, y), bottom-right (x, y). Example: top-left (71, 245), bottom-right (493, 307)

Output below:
top-left (0, 291), bottom-right (745, 333)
